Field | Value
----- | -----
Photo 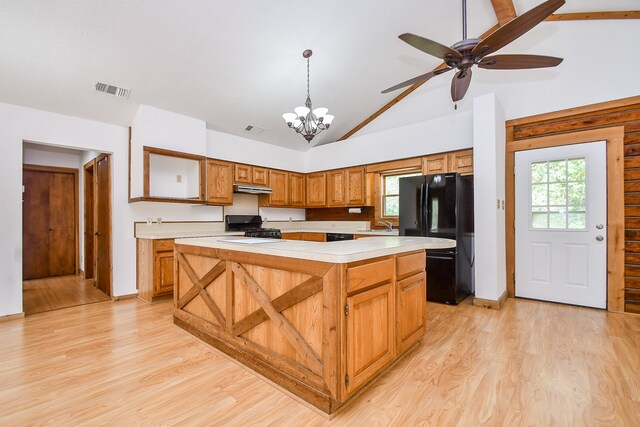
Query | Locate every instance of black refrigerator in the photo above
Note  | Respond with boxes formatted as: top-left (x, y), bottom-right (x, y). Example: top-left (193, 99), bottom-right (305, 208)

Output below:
top-left (399, 173), bottom-right (474, 304)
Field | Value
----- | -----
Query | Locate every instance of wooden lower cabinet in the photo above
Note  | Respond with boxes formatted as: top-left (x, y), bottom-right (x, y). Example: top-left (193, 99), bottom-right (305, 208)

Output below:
top-left (137, 238), bottom-right (175, 302)
top-left (281, 232), bottom-right (302, 240)
top-left (173, 246), bottom-right (427, 415)
top-left (301, 232), bottom-right (326, 242)
top-left (345, 282), bottom-right (395, 396)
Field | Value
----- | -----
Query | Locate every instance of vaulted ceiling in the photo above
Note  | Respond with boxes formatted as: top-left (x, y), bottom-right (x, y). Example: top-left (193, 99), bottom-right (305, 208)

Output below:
top-left (0, 1), bottom-right (637, 151)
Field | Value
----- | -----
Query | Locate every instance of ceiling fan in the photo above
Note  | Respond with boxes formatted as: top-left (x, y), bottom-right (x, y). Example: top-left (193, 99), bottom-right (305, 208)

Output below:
top-left (382, 0), bottom-right (565, 105)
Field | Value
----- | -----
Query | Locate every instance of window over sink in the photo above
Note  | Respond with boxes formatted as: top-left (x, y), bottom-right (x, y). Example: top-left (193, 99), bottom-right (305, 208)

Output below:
top-left (381, 171), bottom-right (421, 217)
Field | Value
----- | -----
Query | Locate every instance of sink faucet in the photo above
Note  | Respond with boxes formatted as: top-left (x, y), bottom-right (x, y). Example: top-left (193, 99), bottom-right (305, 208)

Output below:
top-left (377, 220), bottom-right (394, 230)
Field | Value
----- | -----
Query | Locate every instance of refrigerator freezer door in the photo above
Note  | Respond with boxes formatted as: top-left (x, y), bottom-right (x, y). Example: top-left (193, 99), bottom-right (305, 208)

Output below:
top-left (426, 174), bottom-right (457, 239)
top-left (399, 176), bottom-right (427, 236)
top-left (426, 253), bottom-right (457, 304)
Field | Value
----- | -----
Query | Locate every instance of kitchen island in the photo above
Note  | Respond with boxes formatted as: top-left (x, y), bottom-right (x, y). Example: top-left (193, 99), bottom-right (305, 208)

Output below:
top-left (172, 236), bottom-right (455, 415)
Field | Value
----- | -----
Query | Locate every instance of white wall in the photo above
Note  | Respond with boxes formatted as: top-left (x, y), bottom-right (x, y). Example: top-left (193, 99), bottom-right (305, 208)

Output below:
top-left (130, 105), bottom-right (207, 198)
top-left (207, 129), bottom-right (305, 173)
top-left (473, 94), bottom-right (506, 301)
top-left (357, 20), bottom-right (640, 137)
top-left (148, 154), bottom-right (201, 199)
top-left (306, 111), bottom-right (473, 171)
top-left (0, 102), bottom-right (223, 316)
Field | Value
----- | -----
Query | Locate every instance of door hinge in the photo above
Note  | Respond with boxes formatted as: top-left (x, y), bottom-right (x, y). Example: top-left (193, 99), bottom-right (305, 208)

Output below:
top-left (345, 374), bottom-right (350, 386)
top-left (344, 304), bottom-right (349, 316)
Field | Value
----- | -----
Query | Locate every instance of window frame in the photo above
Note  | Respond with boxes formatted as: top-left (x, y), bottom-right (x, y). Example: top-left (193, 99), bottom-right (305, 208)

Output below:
top-left (377, 169), bottom-right (422, 223)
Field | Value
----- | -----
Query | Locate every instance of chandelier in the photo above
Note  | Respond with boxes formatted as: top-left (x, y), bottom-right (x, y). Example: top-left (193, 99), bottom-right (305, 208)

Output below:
top-left (282, 49), bottom-right (334, 143)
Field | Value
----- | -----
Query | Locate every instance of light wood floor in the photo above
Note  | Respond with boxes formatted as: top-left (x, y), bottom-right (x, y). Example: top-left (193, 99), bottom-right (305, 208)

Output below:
top-left (1, 297), bottom-right (639, 425)
top-left (22, 275), bottom-right (111, 315)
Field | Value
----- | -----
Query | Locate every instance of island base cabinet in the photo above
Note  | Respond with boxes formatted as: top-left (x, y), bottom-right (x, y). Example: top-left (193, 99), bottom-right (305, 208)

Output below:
top-left (344, 283), bottom-right (395, 396)
top-left (397, 272), bottom-right (426, 354)
top-left (172, 244), bottom-right (427, 415)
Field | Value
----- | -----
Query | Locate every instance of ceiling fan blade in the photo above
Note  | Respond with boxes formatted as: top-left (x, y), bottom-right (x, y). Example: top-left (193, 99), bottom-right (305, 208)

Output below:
top-left (399, 33), bottom-right (461, 61)
top-left (451, 69), bottom-right (472, 102)
top-left (472, 0), bottom-right (565, 58)
top-left (381, 67), bottom-right (453, 94)
top-left (478, 54), bottom-right (563, 69)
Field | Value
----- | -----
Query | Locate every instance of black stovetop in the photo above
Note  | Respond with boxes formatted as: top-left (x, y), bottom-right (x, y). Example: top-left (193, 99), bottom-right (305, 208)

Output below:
top-left (225, 215), bottom-right (281, 238)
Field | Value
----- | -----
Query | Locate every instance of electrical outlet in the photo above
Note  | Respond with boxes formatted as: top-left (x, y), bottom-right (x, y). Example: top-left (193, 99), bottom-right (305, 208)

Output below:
top-left (156, 217), bottom-right (162, 224)
top-left (176, 174), bottom-right (182, 183)
top-left (146, 217), bottom-right (153, 225)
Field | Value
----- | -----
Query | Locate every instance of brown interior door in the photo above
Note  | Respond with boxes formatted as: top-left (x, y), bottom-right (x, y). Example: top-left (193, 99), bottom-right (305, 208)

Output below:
top-left (23, 167), bottom-right (77, 280)
top-left (95, 154), bottom-right (112, 296)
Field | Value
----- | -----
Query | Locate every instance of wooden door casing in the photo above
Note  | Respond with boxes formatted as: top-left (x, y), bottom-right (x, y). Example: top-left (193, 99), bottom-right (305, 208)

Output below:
top-left (23, 166), bottom-right (78, 280)
top-left (95, 154), bottom-right (112, 296)
top-left (83, 160), bottom-right (95, 279)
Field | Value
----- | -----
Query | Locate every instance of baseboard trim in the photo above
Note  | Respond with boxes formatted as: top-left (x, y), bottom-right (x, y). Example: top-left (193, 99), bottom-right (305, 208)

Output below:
top-left (0, 312), bottom-right (25, 322)
top-left (473, 290), bottom-right (508, 311)
top-left (113, 293), bottom-right (138, 301)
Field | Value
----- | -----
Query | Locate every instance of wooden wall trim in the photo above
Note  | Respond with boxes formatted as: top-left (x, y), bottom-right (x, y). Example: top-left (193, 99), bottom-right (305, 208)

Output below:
top-left (505, 126), bottom-right (625, 312)
top-left (506, 96), bottom-right (640, 128)
top-left (365, 157), bottom-right (422, 173)
top-left (546, 11), bottom-right (640, 21)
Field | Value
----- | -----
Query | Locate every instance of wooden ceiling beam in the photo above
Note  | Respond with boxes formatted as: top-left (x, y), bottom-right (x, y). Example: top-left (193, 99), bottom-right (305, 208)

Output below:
top-left (337, 24), bottom-right (500, 142)
top-left (490, 0), bottom-right (517, 25)
top-left (546, 10), bottom-right (640, 21)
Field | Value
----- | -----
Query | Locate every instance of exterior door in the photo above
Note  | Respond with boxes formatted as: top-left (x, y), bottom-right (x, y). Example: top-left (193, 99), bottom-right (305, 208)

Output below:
top-left (515, 141), bottom-right (607, 308)
top-left (23, 167), bottom-right (77, 279)
top-left (95, 154), bottom-right (112, 296)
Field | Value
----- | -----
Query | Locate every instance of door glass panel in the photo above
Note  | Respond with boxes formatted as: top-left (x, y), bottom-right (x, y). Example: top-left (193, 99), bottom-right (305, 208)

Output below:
top-left (530, 158), bottom-right (586, 230)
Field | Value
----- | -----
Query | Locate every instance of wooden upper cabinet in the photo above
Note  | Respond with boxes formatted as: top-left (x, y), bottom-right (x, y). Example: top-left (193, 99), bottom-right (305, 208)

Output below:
top-left (252, 167), bottom-right (269, 186)
top-left (345, 167), bottom-right (365, 206)
top-left (206, 159), bottom-right (233, 205)
top-left (327, 170), bottom-right (346, 207)
top-left (265, 169), bottom-right (289, 206)
top-left (422, 153), bottom-right (449, 175)
top-left (422, 150), bottom-right (473, 176)
top-left (289, 172), bottom-right (306, 207)
top-left (450, 149), bottom-right (473, 175)
top-left (234, 164), bottom-right (252, 184)
top-left (306, 172), bottom-right (327, 207)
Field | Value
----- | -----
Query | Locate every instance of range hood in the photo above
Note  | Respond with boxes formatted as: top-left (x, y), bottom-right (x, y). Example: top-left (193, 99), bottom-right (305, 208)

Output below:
top-left (233, 184), bottom-right (273, 195)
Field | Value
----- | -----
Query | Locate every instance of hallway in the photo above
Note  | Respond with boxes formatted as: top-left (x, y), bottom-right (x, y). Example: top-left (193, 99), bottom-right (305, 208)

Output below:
top-left (22, 275), bottom-right (110, 315)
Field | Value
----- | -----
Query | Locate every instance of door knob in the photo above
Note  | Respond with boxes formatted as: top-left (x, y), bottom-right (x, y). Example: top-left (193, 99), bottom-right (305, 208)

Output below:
top-left (95, 231), bottom-right (101, 236)
top-left (596, 224), bottom-right (604, 230)
top-left (596, 235), bottom-right (604, 241)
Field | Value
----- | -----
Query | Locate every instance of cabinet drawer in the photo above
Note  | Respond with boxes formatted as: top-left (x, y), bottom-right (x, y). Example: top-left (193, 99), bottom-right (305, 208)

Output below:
top-left (153, 239), bottom-right (174, 251)
top-left (396, 251), bottom-right (425, 278)
top-left (347, 257), bottom-right (394, 294)
top-left (302, 232), bottom-right (326, 242)
top-left (282, 232), bottom-right (302, 240)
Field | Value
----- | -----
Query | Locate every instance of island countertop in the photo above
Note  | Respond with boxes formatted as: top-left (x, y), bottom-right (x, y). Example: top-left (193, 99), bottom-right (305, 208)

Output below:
top-left (175, 235), bottom-right (455, 263)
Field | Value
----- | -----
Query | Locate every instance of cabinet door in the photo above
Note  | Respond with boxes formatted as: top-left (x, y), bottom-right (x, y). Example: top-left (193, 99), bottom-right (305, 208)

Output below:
top-left (397, 272), bottom-right (426, 353)
top-left (327, 170), bottom-right (346, 207)
top-left (267, 170), bottom-right (289, 206)
top-left (422, 153), bottom-right (449, 175)
top-left (281, 232), bottom-right (302, 240)
top-left (306, 172), bottom-right (327, 207)
top-left (345, 167), bottom-right (365, 206)
top-left (252, 167), bottom-right (269, 186)
top-left (206, 159), bottom-right (233, 205)
top-left (234, 164), bottom-right (252, 184)
top-left (289, 172), bottom-right (306, 207)
top-left (345, 282), bottom-right (395, 395)
top-left (154, 250), bottom-right (175, 295)
top-left (450, 149), bottom-right (473, 175)
top-left (301, 232), bottom-right (326, 242)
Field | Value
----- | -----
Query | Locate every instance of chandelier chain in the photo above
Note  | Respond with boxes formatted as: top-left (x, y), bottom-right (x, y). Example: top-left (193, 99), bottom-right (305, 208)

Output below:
top-left (306, 57), bottom-right (310, 98)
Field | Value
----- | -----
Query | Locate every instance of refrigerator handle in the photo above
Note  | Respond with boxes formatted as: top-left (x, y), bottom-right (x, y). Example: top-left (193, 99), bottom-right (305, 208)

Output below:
top-left (419, 182), bottom-right (425, 233)
top-left (421, 181), bottom-right (429, 235)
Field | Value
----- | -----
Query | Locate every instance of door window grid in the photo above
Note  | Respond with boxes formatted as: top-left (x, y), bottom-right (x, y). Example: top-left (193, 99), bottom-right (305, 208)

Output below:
top-left (530, 158), bottom-right (586, 230)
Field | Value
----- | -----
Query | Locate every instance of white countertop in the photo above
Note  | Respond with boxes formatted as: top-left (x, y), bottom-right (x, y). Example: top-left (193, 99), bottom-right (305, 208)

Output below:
top-left (174, 236), bottom-right (455, 263)
top-left (136, 231), bottom-right (244, 239)
top-left (281, 229), bottom-right (399, 236)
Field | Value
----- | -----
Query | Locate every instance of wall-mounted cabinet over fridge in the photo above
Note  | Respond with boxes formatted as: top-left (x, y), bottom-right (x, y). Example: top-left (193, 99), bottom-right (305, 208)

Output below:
top-left (399, 173), bottom-right (474, 304)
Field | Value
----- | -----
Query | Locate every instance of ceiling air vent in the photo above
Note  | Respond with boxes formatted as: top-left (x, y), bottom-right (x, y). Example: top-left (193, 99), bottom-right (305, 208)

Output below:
top-left (94, 82), bottom-right (130, 99)
top-left (244, 125), bottom-right (265, 135)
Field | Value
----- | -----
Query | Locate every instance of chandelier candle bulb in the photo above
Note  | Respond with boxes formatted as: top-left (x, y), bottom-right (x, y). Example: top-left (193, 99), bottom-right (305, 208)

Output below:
top-left (282, 49), bottom-right (334, 143)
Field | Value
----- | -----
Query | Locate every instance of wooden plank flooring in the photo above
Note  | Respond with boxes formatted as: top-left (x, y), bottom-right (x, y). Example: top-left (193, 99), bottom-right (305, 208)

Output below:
top-left (22, 275), bottom-right (111, 314)
top-left (0, 297), bottom-right (639, 425)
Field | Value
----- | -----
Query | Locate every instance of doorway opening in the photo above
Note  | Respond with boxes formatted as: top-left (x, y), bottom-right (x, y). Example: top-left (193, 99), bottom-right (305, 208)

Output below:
top-left (22, 142), bottom-right (113, 315)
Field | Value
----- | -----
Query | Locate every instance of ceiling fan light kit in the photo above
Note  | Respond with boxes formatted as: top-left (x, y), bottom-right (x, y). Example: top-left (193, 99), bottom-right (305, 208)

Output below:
top-left (382, 0), bottom-right (566, 105)
top-left (282, 49), bottom-right (334, 143)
